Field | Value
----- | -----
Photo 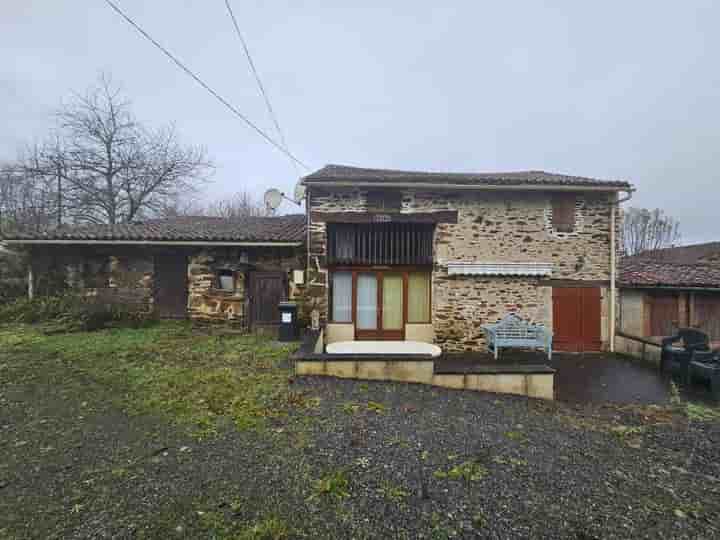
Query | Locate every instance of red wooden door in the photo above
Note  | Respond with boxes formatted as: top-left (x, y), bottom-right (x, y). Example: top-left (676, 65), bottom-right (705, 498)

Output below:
top-left (552, 287), bottom-right (602, 352)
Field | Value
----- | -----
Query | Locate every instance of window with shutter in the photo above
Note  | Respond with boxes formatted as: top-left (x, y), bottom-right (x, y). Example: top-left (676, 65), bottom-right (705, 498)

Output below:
top-left (552, 194), bottom-right (577, 233)
top-left (366, 190), bottom-right (402, 212)
top-left (327, 223), bottom-right (434, 265)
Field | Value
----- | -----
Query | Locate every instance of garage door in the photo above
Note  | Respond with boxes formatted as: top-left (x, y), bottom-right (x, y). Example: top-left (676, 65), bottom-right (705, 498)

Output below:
top-left (552, 287), bottom-right (602, 352)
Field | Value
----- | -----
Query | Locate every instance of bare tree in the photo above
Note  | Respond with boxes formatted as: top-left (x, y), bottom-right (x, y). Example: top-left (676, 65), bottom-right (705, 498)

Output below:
top-left (205, 190), bottom-right (273, 218)
top-left (622, 207), bottom-right (681, 256)
top-left (156, 192), bottom-right (206, 218)
top-left (160, 189), bottom-right (272, 219)
top-left (0, 149), bottom-right (59, 235)
top-left (43, 74), bottom-right (213, 225)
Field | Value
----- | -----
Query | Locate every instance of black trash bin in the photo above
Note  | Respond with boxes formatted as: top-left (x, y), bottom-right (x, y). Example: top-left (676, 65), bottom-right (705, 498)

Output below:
top-left (278, 301), bottom-right (298, 342)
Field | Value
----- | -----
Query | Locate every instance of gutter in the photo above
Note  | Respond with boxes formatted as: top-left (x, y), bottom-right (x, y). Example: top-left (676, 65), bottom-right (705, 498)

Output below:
top-left (302, 180), bottom-right (632, 193)
top-left (2, 239), bottom-right (303, 247)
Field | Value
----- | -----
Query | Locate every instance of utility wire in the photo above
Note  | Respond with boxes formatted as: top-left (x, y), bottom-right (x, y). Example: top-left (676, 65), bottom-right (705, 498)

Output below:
top-left (223, 0), bottom-right (299, 174)
top-left (104, 0), bottom-right (309, 170)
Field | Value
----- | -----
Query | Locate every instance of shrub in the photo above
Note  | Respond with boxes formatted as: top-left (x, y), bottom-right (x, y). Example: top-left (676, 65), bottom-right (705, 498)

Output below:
top-left (0, 278), bottom-right (26, 302)
top-left (0, 251), bottom-right (27, 302)
top-left (0, 294), bottom-right (148, 331)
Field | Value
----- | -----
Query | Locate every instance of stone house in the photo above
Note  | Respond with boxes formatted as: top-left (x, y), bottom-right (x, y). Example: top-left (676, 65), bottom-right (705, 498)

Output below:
top-left (618, 242), bottom-right (720, 348)
top-left (3, 164), bottom-right (634, 354)
top-left (1, 215), bottom-right (307, 330)
top-left (304, 164), bottom-right (633, 352)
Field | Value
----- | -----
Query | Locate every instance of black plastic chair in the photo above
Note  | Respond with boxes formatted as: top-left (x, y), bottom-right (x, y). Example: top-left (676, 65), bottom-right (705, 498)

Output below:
top-left (661, 329), bottom-right (720, 399)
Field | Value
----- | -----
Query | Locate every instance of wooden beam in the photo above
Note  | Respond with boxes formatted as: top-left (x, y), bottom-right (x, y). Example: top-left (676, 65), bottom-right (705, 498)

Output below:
top-left (311, 210), bottom-right (458, 224)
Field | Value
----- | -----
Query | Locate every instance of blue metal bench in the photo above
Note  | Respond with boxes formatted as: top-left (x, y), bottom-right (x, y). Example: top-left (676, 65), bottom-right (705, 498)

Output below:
top-left (482, 314), bottom-right (553, 360)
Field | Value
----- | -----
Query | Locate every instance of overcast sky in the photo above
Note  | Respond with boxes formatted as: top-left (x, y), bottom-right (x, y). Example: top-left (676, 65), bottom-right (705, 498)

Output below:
top-left (2, 1), bottom-right (719, 242)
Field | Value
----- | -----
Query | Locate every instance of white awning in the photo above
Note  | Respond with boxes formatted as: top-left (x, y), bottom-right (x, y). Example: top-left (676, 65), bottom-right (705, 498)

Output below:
top-left (447, 262), bottom-right (553, 277)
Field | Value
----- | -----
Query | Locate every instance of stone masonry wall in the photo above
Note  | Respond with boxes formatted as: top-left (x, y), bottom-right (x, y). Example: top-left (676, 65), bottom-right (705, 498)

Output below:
top-left (432, 272), bottom-right (552, 352)
top-left (187, 246), bottom-right (305, 326)
top-left (34, 246), bottom-right (155, 313)
top-left (33, 245), bottom-right (306, 325)
top-left (309, 186), bottom-right (618, 351)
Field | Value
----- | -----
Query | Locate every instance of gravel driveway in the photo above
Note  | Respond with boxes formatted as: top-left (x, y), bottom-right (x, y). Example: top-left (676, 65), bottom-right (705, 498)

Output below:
top-left (3, 358), bottom-right (720, 540)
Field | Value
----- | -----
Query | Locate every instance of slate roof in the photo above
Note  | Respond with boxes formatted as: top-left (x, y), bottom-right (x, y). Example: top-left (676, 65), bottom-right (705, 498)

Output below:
top-left (620, 243), bottom-right (720, 288)
top-left (303, 164), bottom-right (632, 189)
top-left (1, 215), bottom-right (306, 243)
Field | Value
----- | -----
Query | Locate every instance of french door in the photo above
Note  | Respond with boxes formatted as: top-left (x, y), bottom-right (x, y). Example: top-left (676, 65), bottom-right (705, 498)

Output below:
top-left (355, 271), bottom-right (406, 340)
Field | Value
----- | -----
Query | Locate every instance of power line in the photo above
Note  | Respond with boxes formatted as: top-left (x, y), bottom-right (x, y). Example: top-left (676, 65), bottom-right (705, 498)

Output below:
top-left (103, 0), bottom-right (309, 170)
top-left (223, 0), bottom-right (299, 174)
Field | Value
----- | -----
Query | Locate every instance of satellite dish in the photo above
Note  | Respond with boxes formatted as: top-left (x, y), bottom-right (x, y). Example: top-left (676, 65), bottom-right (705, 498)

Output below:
top-left (293, 182), bottom-right (306, 203)
top-left (263, 188), bottom-right (283, 211)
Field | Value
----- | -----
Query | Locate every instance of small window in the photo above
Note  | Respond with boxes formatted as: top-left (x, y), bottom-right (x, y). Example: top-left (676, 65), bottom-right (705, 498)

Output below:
top-left (331, 271), bottom-right (352, 322)
top-left (366, 190), bottom-right (402, 212)
top-left (217, 269), bottom-right (235, 291)
top-left (552, 194), bottom-right (577, 233)
top-left (408, 272), bottom-right (431, 323)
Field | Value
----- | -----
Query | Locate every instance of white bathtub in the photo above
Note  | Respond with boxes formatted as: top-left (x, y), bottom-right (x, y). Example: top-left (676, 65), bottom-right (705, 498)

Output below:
top-left (325, 340), bottom-right (442, 357)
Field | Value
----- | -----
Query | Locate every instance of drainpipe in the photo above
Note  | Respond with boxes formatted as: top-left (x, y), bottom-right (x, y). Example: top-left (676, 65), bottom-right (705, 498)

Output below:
top-left (609, 188), bottom-right (635, 352)
top-left (610, 201), bottom-right (617, 352)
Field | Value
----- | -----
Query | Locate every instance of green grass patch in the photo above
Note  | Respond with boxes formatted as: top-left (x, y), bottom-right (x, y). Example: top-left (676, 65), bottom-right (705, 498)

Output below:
top-left (686, 401), bottom-right (720, 422)
top-left (434, 460), bottom-right (488, 482)
top-left (367, 401), bottom-right (386, 414)
top-left (503, 430), bottom-right (528, 443)
top-left (492, 456), bottom-right (528, 467)
top-left (197, 511), bottom-right (292, 540)
top-left (376, 480), bottom-right (409, 503)
top-left (0, 322), bottom-right (302, 438)
top-left (310, 470), bottom-right (351, 501)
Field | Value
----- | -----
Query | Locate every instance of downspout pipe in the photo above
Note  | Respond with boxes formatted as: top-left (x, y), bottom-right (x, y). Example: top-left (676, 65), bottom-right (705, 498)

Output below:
top-left (609, 188), bottom-right (635, 352)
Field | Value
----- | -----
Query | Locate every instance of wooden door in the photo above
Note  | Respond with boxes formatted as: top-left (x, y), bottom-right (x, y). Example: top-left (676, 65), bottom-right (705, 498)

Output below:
top-left (154, 254), bottom-right (188, 318)
top-left (354, 270), bottom-right (406, 341)
top-left (552, 287), bottom-right (602, 352)
top-left (648, 293), bottom-right (679, 337)
top-left (249, 271), bottom-right (286, 327)
top-left (693, 293), bottom-right (720, 339)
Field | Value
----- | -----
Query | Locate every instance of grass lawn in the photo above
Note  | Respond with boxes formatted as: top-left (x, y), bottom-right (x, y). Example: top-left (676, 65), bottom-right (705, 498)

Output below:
top-left (1, 322), bottom-right (720, 539)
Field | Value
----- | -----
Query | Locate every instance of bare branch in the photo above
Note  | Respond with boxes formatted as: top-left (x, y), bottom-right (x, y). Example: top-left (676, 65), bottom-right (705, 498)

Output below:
top-left (622, 207), bottom-right (681, 257)
top-left (3, 74), bottom-right (214, 227)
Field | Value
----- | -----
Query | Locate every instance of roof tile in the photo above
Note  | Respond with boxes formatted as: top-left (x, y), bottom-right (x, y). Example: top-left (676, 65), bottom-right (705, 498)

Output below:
top-left (303, 164), bottom-right (632, 189)
top-left (2, 215), bottom-right (306, 243)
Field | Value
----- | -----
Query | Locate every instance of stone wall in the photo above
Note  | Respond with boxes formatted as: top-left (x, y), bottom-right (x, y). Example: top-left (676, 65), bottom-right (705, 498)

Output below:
top-left (0, 249), bottom-right (26, 301)
top-left (433, 272), bottom-right (551, 351)
top-left (187, 250), bottom-right (247, 324)
top-left (32, 246), bottom-right (155, 313)
top-left (30, 244), bottom-right (306, 325)
top-left (309, 186), bottom-right (618, 351)
top-left (187, 246), bottom-right (306, 325)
